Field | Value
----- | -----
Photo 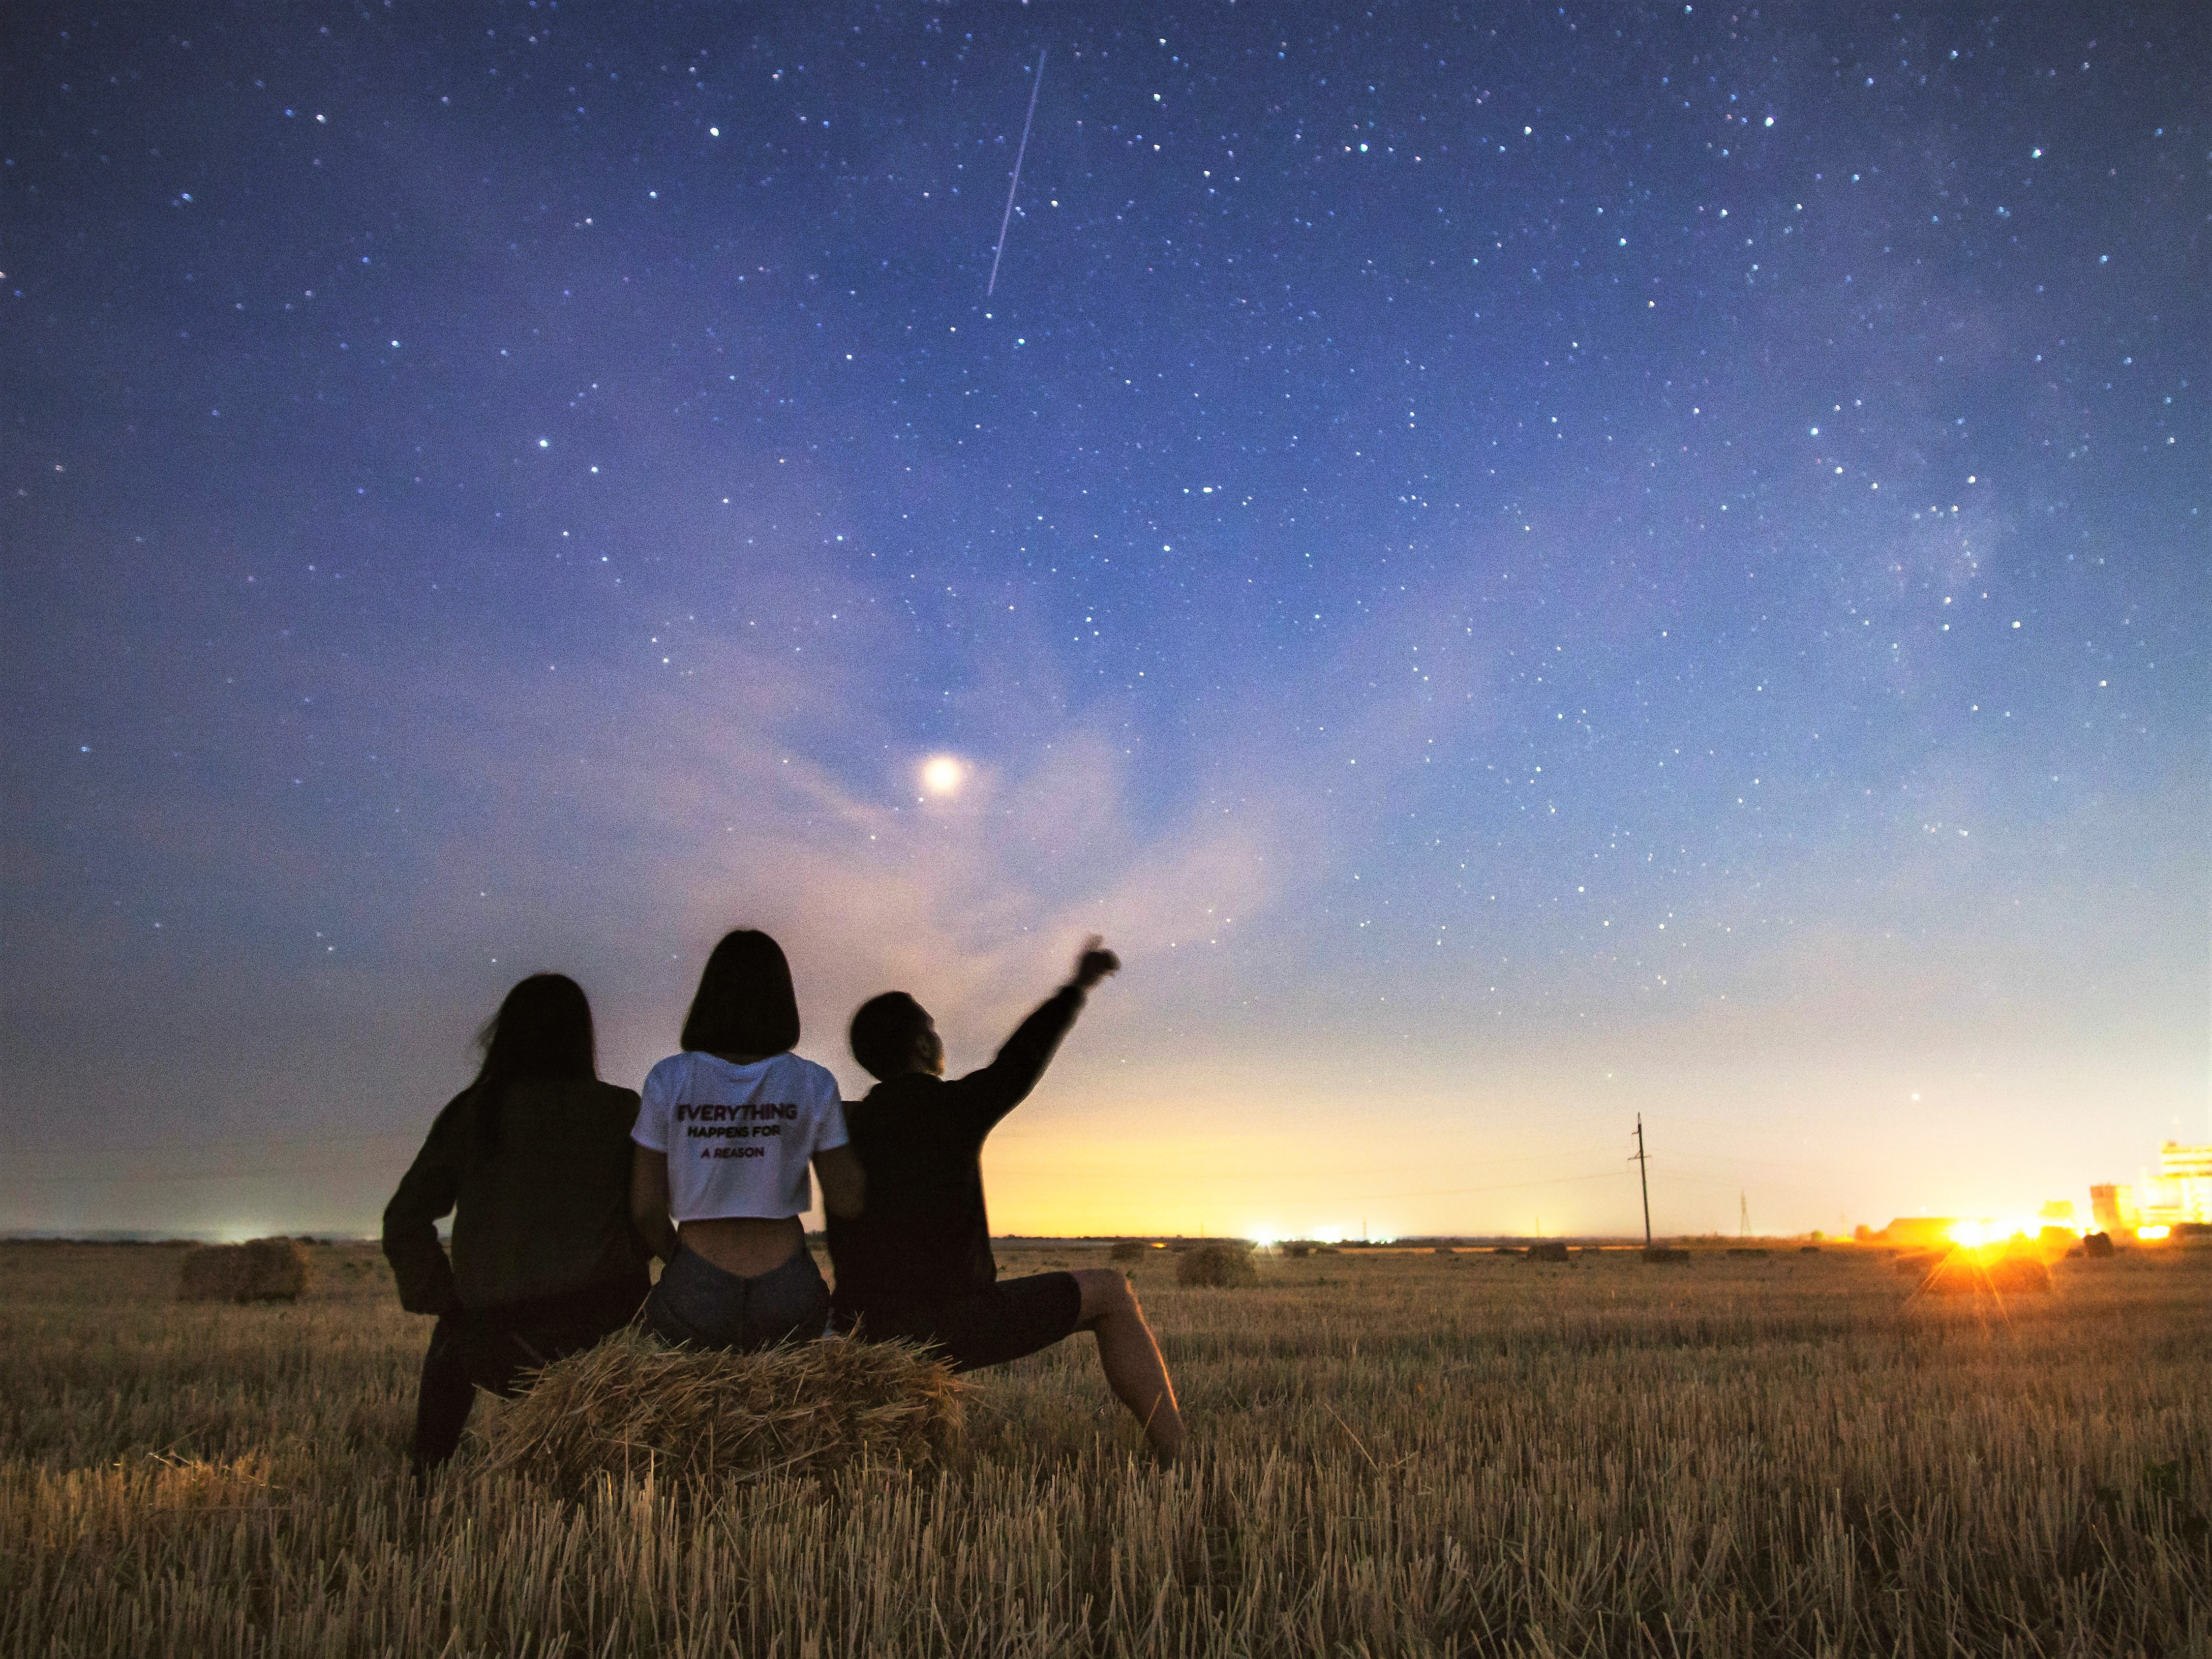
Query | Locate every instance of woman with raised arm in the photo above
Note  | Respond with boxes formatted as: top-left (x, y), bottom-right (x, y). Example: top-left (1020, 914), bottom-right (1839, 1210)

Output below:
top-left (384, 973), bottom-right (648, 1470)
top-left (630, 929), bottom-right (865, 1349)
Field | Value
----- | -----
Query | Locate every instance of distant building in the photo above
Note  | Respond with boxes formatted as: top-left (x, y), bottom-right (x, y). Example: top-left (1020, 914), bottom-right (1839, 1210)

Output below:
top-left (1880, 1217), bottom-right (1959, 1248)
top-left (2136, 1142), bottom-right (2212, 1228)
top-left (2090, 1184), bottom-right (2138, 1233)
top-left (2038, 1199), bottom-right (2076, 1224)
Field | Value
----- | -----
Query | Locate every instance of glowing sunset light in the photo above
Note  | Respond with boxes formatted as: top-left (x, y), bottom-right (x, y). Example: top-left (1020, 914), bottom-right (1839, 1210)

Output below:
top-left (919, 755), bottom-right (966, 798)
top-left (1947, 1215), bottom-right (2083, 1250)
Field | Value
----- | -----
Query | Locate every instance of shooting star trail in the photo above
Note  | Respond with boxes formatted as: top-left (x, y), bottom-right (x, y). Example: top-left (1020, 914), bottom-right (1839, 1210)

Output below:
top-left (986, 48), bottom-right (1046, 298)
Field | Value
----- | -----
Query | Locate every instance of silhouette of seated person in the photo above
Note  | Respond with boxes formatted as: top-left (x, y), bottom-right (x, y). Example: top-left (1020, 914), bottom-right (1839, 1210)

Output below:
top-left (828, 938), bottom-right (1185, 1462)
top-left (384, 973), bottom-right (648, 1470)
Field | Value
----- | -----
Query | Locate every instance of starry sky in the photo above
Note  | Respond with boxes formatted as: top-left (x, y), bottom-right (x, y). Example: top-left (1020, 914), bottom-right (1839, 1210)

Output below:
top-left (4, 1), bottom-right (2205, 1242)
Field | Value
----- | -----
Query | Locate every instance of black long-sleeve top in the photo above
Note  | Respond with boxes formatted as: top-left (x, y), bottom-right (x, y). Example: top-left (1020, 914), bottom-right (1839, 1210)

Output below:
top-left (382, 1077), bottom-right (647, 1316)
top-left (827, 985), bottom-right (1084, 1314)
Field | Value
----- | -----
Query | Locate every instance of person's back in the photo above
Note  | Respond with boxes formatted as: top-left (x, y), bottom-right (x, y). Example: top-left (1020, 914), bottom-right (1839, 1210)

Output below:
top-left (441, 1076), bottom-right (646, 1307)
top-left (627, 930), bottom-right (865, 1352)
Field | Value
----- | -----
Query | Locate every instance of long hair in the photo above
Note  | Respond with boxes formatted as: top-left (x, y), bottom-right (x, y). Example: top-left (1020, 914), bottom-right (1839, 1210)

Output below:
top-left (680, 930), bottom-right (801, 1058)
top-left (467, 973), bottom-right (598, 1160)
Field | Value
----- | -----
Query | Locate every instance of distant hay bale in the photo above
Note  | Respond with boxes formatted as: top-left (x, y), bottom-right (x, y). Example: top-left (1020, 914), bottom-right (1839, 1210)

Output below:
top-left (1175, 1241), bottom-right (1258, 1288)
top-left (2081, 1232), bottom-right (2116, 1259)
top-left (1109, 1239), bottom-right (1147, 1263)
top-left (176, 1238), bottom-right (309, 1304)
top-left (1918, 1252), bottom-right (2052, 1296)
top-left (480, 1327), bottom-right (967, 1495)
top-left (1641, 1247), bottom-right (1691, 1264)
top-left (1524, 1241), bottom-right (1570, 1263)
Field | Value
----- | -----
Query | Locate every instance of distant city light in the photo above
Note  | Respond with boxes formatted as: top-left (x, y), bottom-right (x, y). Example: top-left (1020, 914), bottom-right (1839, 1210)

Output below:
top-left (920, 755), bottom-right (966, 797)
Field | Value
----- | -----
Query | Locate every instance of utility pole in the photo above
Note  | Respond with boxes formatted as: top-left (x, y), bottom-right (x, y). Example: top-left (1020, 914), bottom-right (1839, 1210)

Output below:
top-left (1635, 1114), bottom-right (1654, 1248)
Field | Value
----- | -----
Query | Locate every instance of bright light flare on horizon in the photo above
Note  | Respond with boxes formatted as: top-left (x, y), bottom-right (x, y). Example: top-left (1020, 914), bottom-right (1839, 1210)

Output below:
top-left (1947, 1215), bottom-right (2083, 1250)
top-left (919, 755), bottom-right (966, 798)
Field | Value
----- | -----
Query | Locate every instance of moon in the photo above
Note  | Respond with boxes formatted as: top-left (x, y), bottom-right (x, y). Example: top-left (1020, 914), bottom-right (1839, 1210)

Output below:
top-left (920, 755), bottom-right (966, 797)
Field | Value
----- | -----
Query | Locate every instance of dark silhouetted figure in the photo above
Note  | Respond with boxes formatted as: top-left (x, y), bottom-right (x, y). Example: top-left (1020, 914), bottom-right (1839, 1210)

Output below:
top-left (829, 937), bottom-right (1185, 1462)
top-left (384, 973), bottom-right (648, 1469)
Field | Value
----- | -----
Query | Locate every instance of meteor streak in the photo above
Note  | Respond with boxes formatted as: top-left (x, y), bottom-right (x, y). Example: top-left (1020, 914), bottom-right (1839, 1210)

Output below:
top-left (986, 49), bottom-right (1046, 298)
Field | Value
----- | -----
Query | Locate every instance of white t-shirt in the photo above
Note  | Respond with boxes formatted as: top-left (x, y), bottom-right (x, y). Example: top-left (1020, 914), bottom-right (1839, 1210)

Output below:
top-left (632, 1051), bottom-right (848, 1222)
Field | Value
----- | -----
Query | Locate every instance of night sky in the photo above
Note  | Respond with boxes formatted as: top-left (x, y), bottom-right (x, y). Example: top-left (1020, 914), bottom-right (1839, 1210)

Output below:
top-left (4, 1), bottom-right (2205, 1241)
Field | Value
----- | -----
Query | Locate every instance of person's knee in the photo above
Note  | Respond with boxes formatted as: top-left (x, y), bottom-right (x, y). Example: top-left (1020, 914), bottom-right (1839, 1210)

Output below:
top-left (1073, 1267), bottom-right (1138, 1324)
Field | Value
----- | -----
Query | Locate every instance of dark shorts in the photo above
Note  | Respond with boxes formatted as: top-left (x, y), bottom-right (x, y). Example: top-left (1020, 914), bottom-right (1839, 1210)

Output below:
top-left (646, 1244), bottom-right (831, 1352)
top-left (841, 1271), bottom-right (1084, 1372)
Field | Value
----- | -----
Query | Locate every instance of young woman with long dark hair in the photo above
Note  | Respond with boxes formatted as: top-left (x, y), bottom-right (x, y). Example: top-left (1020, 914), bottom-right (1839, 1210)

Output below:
top-left (383, 973), bottom-right (648, 1468)
top-left (630, 929), bottom-right (865, 1349)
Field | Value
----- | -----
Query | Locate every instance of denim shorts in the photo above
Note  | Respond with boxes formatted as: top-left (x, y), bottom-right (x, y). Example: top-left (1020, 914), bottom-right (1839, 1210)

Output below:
top-left (646, 1243), bottom-right (830, 1352)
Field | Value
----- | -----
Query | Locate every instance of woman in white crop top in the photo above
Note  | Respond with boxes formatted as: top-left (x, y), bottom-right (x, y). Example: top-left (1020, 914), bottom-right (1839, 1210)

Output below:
top-left (631, 930), bottom-right (865, 1350)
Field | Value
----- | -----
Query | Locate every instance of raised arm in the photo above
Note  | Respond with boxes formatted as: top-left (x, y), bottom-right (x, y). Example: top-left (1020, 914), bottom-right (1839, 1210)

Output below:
top-left (381, 1093), bottom-right (470, 1316)
top-left (958, 937), bottom-right (1120, 1130)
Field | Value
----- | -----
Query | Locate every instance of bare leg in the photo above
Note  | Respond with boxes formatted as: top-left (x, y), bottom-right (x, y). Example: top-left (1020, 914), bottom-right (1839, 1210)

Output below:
top-left (1071, 1268), bottom-right (1186, 1463)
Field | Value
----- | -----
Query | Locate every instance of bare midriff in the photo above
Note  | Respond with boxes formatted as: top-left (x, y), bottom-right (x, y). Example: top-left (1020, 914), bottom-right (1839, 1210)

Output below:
top-left (677, 1214), bottom-right (804, 1279)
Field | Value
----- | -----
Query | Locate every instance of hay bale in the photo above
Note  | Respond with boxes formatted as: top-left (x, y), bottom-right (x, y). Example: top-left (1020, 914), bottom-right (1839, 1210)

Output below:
top-left (1175, 1241), bottom-right (1258, 1287)
top-left (1525, 1241), bottom-right (1570, 1263)
top-left (176, 1238), bottom-right (309, 1304)
top-left (1918, 1252), bottom-right (2052, 1296)
top-left (480, 1327), bottom-right (967, 1494)
top-left (2081, 1231), bottom-right (2116, 1259)
top-left (1108, 1239), bottom-right (1147, 1263)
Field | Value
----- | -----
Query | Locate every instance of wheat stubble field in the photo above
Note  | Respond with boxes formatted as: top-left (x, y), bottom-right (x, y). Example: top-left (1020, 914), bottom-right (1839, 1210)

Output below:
top-left (3, 1239), bottom-right (2207, 1658)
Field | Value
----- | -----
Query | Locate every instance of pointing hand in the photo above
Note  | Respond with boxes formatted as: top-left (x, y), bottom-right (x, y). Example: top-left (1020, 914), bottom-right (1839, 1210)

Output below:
top-left (1071, 935), bottom-right (1121, 991)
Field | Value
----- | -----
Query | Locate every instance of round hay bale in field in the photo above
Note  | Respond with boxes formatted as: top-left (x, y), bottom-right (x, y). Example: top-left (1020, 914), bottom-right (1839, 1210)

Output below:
top-left (1175, 1241), bottom-right (1258, 1288)
top-left (1108, 1239), bottom-right (1147, 1263)
top-left (2080, 1231), bottom-right (2115, 1259)
top-left (1524, 1241), bottom-right (1570, 1263)
top-left (480, 1327), bottom-right (967, 1495)
top-left (1918, 1252), bottom-right (2052, 1296)
top-left (176, 1238), bottom-right (309, 1304)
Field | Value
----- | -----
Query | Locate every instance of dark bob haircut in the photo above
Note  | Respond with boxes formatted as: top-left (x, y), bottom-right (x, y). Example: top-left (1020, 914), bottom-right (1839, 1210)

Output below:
top-left (849, 991), bottom-right (928, 1082)
top-left (681, 929), bottom-right (801, 1057)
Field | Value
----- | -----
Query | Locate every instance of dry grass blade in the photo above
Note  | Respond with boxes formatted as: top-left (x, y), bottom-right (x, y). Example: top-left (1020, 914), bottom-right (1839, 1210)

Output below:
top-left (478, 1326), bottom-right (968, 1494)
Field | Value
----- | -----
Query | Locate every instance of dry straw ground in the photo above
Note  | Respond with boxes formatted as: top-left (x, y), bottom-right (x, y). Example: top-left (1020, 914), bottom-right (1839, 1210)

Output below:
top-left (3, 1238), bottom-right (2208, 1657)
